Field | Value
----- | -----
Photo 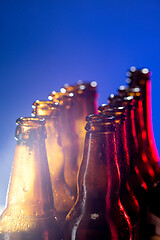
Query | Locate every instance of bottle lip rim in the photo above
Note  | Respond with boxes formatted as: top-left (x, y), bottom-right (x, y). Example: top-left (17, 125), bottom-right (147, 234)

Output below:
top-left (127, 67), bottom-right (151, 76)
top-left (63, 81), bottom-right (97, 94)
top-left (98, 104), bottom-right (126, 112)
top-left (126, 67), bottom-right (151, 85)
top-left (32, 100), bottom-right (59, 108)
top-left (86, 113), bottom-right (115, 123)
top-left (48, 91), bottom-right (75, 106)
top-left (16, 117), bottom-right (46, 126)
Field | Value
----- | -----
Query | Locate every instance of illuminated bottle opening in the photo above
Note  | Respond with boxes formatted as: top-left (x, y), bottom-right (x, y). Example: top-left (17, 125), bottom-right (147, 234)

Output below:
top-left (0, 117), bottom-right (61, 239)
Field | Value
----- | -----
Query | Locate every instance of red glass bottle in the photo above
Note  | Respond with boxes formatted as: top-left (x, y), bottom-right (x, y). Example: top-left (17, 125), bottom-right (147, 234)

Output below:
top-left (108, 95), bottom-right (152, 240)
top-left (108, 94), bottom-right (155, 188)
top-left (64, 114), bottom-right (132, 240)
top-left (126, 67), bottom-right (160, 179)
top-left (98, 104), bottom-right (140, 238)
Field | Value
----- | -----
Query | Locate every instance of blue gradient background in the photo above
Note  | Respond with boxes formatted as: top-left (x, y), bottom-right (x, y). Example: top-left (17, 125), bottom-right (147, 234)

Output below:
top-left (0, 0), bottom-right (160, 208)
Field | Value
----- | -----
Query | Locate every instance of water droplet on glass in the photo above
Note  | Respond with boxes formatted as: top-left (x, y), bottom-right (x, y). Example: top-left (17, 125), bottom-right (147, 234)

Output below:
top-left (23, 187), bottom-right (28, 192)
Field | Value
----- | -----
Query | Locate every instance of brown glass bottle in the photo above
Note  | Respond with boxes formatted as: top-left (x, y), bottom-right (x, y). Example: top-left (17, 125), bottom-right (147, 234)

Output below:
top-left (48, 92), bottom-right (79, 197)
top-left (0, 117), bottom-right (61, 240)
top-left (64, 114), bottom-right (132, 240)
top-left (63, 81), bottom-right (98, 169)
top-left (32, 100), bottom-right (75, 217)
top-left (98, 104), bottom-right (140, 238)
top-left (126, 67), bottom-right (160, 179)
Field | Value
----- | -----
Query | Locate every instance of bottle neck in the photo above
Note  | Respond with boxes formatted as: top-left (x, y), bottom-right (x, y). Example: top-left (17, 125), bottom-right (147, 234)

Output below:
top-left (128, 70), bottom-right (159, 160)
top-left (115, 119), bottom-right (130, 180)
top-left (98, 106), bottom-right (129, 179)
top-left (138, 78), bottom-right (151, 134)
top-left (139, 80), bottom-right (159, 159)
top-left (125, 106), bottom-right (139, 168)
top-left (78, 116), bottom-right (120, 212)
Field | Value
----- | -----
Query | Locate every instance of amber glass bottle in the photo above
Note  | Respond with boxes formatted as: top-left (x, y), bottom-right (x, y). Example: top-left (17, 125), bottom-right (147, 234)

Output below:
top-left (98, 104), bottom-right (140, 238)
top-left (63, 81), bottom-right (98, 169)
top-left (0, 117), bottom-right (61, 240)
top-left (48, 92), bottom-right (79, 197)
top-left (32, 100), bottom-right (75, 216)
top-left (126, 67), bottom-right (160, 179)
top-left (64, 114), bottom-right (132, 240)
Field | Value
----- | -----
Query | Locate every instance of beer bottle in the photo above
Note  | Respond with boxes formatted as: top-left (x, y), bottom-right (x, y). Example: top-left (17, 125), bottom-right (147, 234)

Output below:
top-left (48, 92), bottom-right (79, 197)
top-left (64, 114), bottom-right (132, 240)
top-left (0, 117), bottom-right (61, 240)
top-left (108, 95), bottom-right (151, 239)
top-left (98, 104), bottom-right (140, 238)
top-left (126, 67), bottom-right (160, 178)
top-left (63, 81), bottom-right (98, 169)
top-left (32, 100), bottom-right (75, 217)
top-left (108, 94), bottom-right (155, 187)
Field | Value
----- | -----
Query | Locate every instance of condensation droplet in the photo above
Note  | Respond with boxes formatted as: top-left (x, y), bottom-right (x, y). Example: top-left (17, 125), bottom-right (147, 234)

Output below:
top-left (23, 187), bottom-right (28, 192)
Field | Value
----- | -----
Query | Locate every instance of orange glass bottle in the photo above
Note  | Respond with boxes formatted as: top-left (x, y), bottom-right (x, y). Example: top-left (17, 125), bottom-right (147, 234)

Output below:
top-left (98, 104), bottom-right (140, 238)
top-left (126, 67), bottom-right (160, 179)
top-left (63, 81), bottom-right (98, 169)
top-left (48, 92), bottom-right (79, 197)
top-left (64, 114), bottom-right (132, 240)
top-left (32, 100), bottom-right (75, 217)
top-left (0, 117), bottom-right (61, 240)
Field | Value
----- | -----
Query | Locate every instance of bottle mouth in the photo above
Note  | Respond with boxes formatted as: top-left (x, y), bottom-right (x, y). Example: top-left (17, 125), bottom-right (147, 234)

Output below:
top-left (16, 117), bottom-right (46, 127)
top-left (98, 105), bottom-right (126, 121)
top-left (63, 81), bottom-right (97, 95)
top-left (15, 117), bottom-right (47, 141)
top-left (126, 67), bottom-right (151, 86)
top-left (85, 114), bottom-right (115, 133)
top-left (86, 113), bottom-right (115, 123)
top-left (32, 100), bottom-right (59, 117)
top-left (48, 91), bottom-right (74, 106)
top-left (118, 86), bottom-right (129, 96)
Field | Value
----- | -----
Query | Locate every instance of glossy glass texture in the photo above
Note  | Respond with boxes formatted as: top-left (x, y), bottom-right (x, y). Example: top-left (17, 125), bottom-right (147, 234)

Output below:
top-left (64, 114), bottom-right (132, 240)
top-left (98, 105), bottom-right (140, 237)
top-left (108, 94), bottom-right (155, 188)
top-left (0, 117), bottom-right (61, 240)
top-left (127, 68), bottom-right (160, 179)
top-left (32, 101), bottom-right (75, 216)
top-left (118, 86), bottom-right (158, 187)
top-left (108, 96), bottom-right (151, 240)
top-left (48, 92), bottom-right (79, 197)
top-left (63, 81), bottom-right (98, 169)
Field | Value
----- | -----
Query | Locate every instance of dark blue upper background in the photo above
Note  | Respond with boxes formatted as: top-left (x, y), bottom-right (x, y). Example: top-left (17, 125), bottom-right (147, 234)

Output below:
top-left (0, 0), bottom-right (160, 206)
